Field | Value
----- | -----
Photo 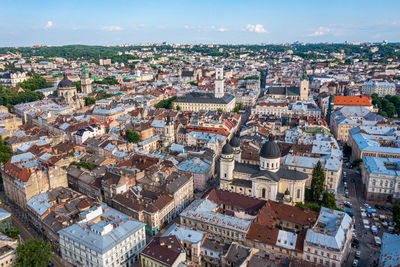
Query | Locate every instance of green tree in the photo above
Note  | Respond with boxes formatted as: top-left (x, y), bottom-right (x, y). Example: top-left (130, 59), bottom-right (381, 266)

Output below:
top-left (16, 73), bottom-right (52, 91)
top-left (234, 104), bottom-right (243, 114)
top-left (311, 161), bottom-right (325, 202)
top-left (343, 144), bottom-right (352, 156)
top-left (70, 161), bottom-right (95, 170)
top-left (217, 108), bottom-right (223, 113)
top-left (393, 204), bottom-right (400, 229)
top-left (1, 226), bottom-right (20, 239)
top-left (352, 158), bottom-right (363, 168)
top-left (74, 81), bottom-right (82, 93)
top-left (322, 192), bottom-right (337, 209)
top-left (93, 77), bottom-right (119, 85)
top-left (295, 202), bottom-right (321, 212)
top-left (0, 136), bottom-right (12, 164)
top-left (155, 96), bottom-right (177, 109)
top-left (126, 129), bottom-right (140, 143)
top-left (16, 239), bottom-right (52, 267)
top-left (84, 97), bottom-right (96, 106)
top-left (176, 105), bottom-right (181, 111)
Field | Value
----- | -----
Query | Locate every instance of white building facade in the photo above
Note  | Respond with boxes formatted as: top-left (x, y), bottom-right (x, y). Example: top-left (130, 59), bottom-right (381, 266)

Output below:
top-left (58, 204), bottom-right (146, 267)
top-left (362, 81), bottom-right (396, 96)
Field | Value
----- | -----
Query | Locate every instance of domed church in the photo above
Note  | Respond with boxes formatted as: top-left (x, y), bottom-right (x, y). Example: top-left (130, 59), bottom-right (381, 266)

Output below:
top-left (219, 135), bottom-right (308, 205)
top-left (56, 73), bottom-right (84, 109)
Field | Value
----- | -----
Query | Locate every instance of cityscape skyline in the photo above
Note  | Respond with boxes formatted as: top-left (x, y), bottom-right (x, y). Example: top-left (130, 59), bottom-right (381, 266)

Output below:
top-left (1, 1), bottom-right (400, 266)
top-left (2, 0), bottom-right (400, 46)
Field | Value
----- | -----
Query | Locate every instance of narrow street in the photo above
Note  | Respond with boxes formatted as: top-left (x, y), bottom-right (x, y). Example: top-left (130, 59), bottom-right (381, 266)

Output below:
top-left (338, 167), bottom-right (380, 267)
top-left (0, 196), bottom-right (72, 267)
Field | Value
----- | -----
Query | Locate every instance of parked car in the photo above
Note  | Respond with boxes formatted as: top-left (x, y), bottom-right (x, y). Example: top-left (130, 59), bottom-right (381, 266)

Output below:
top-left (374, 236), bottom-right (382, 246)
top-left (355, 251), bottom-right (361, 258)
top-left (352, 232), bottom-right (357, 238)
top-left (344, 201), bottom-right (352, 208)
top-left (345, 209), bottom-right (354, 217)
top-left (345, 192), bottom-right (349, 198)
top-left (353, 259), bottom-right (359, 266)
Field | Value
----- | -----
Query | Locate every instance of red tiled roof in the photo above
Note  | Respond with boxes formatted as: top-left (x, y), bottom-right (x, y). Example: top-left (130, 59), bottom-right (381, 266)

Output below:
top-left (4, 161), bottom-right (31, 183)
top-left (334, 95), bottom-right (372, 106)
top-left (141, 236), bottom-right (184, 266)
top-left (261, 200), bottom-right (318, 226)
top-left (246, 223), bottom-right (279, 246)
top-left (205, 188), bottom-right (266, 214)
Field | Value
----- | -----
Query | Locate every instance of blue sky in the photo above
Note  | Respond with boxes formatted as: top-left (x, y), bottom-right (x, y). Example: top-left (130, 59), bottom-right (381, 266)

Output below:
top-left (1, 0), bottom-right (400, 46)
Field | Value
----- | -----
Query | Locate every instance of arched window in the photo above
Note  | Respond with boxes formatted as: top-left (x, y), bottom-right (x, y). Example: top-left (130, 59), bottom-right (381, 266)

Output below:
top-left (262, 188), bottom-right (266, 199)
top-left (271, 163), bottom-right (274, 168)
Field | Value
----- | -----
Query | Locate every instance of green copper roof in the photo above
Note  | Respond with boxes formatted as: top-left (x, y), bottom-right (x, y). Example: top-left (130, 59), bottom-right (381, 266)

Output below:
top-left (82, 64), bottom-right (88, 74)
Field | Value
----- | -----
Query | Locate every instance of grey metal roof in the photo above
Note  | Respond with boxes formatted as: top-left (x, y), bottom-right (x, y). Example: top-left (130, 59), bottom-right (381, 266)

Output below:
top-left (58, 204), bottom-right (145, 254)
top-left (173, 93), bottom-right (234, 104)
top-left (260, 140), bottom-right (281, 159)
top-left (231, 179), bottom-right (252, 188)
top-left (222, 143), bottom-right (234, 154)
top-left (234, 163), bottom-right (308, 181)
top-left (230, 136), bottom-right (240, 147)
top-left (267, 86), bottom-right (300, 96)
top-left (58, 76), bottom-right (75, 88)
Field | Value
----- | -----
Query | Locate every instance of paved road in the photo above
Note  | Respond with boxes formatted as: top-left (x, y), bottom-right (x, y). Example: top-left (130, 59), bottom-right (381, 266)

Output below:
top-left (0, 199), bottom-right (72, 267)
top-left (337, 167), bottom-right (380, 267)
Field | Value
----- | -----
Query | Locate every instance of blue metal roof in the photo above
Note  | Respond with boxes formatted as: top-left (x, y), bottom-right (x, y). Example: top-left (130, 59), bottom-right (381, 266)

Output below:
top-left (58, 204), bottom-right (145, 254)
top-left (380, 233), bottom-right (400, 267)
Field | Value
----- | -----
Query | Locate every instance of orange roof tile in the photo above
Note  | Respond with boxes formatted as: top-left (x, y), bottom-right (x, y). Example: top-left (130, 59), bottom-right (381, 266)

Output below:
top-left (334, 95), bottom-right (372, 106)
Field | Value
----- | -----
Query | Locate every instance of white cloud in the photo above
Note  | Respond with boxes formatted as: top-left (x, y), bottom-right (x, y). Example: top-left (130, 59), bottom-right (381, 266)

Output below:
top-left (245, 24), bottom-right (268, 33)
top-left (44, 21), bottom-right (53, 29)
top-left (184, 25), bottom-right (227, 32)
top-left (101, 26), bottom-right (122, 31)
top-left (309, 26), bottom-right (332, 36)
top-left (184, 25), bottom-right (196, 30)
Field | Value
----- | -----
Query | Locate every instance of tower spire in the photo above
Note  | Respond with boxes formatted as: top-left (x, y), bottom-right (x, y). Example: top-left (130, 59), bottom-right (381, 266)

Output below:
top-left (214, 66), bottom-right (224, 98)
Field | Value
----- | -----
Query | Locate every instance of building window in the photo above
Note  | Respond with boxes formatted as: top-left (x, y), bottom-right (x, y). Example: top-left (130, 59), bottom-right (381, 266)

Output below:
top-left (262, 188), bottom-right (266, 199)
top-left (297, 189), bottom-right (300, 199)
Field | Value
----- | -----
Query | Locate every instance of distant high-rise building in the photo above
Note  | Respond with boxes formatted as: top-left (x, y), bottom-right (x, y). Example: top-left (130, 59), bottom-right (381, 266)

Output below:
top-left (80, 65), bottom-right (92, 95)
top-left (215, 66), bottom-right (225, 98)
top-left (99, 58), bottom-right (111, 66)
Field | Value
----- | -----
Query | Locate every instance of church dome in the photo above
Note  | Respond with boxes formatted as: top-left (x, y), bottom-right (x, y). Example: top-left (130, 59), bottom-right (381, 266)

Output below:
top-left (229, 136), bottom-right (240, 147)
top-left (260, 135), bottom-right (281, 159)
top-left (222, 143), bottom-right (233, 154)
top-left (58, 74), bottom-right (75, 88)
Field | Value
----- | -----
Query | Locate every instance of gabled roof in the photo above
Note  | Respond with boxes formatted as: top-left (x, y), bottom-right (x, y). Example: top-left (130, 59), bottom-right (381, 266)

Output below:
top-left (334, 95), bottom-right (372, 106)
top-left (141, 236), bottom-right (185, 266)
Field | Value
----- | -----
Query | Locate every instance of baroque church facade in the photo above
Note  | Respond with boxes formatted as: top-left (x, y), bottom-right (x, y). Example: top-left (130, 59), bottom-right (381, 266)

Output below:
top-left (55, 73), bottom-right (84, 109)
top-left (219, 135), bottom-right (308, 205)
